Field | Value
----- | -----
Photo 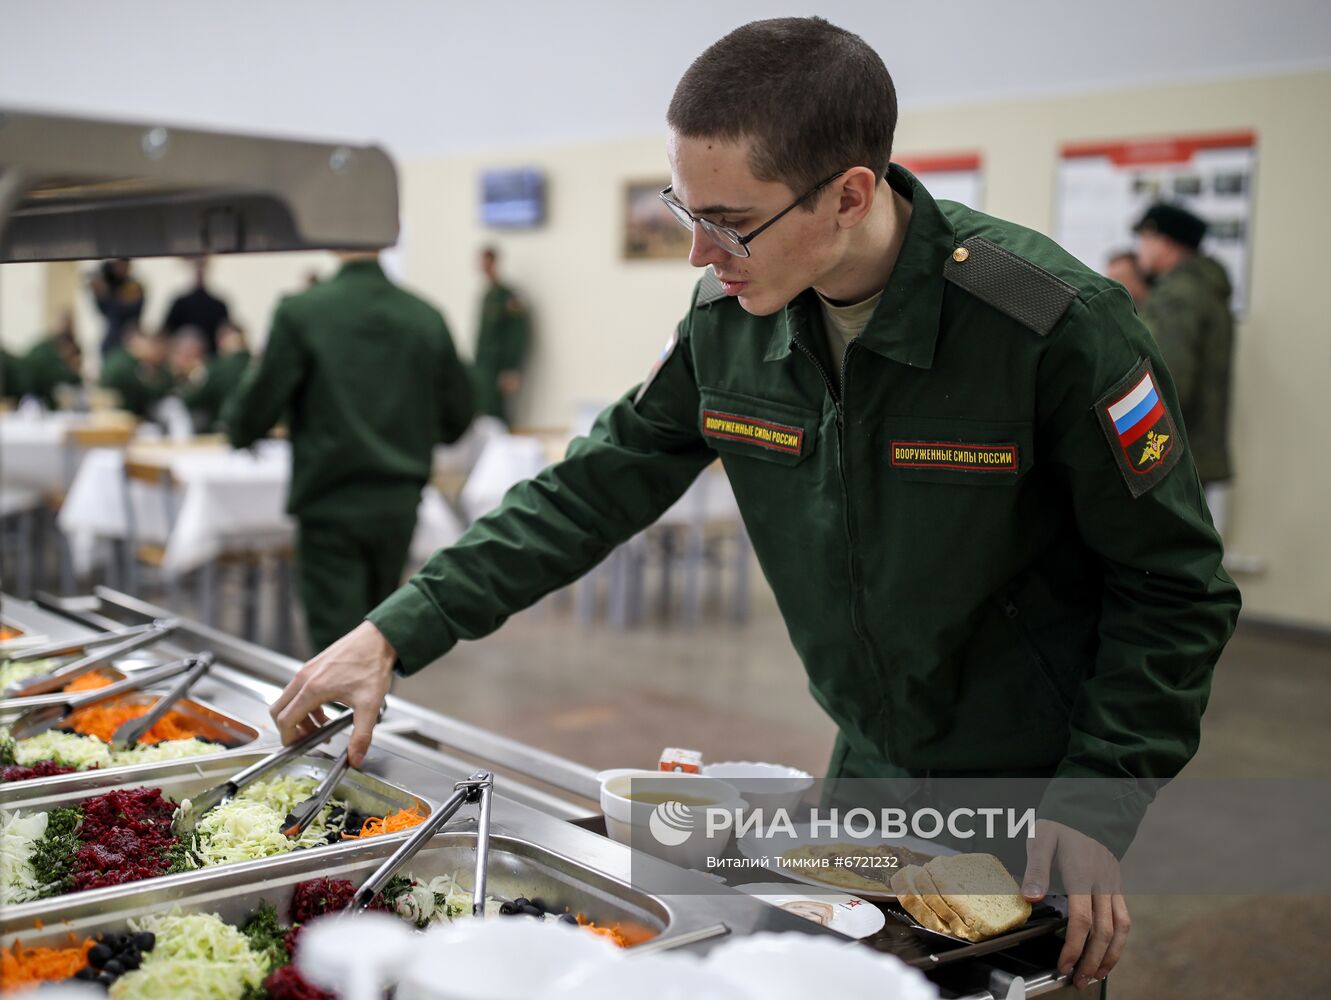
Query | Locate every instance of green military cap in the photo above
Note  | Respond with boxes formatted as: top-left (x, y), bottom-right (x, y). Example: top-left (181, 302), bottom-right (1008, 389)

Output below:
top-left (1133, 202), bottom-right (1207, 250)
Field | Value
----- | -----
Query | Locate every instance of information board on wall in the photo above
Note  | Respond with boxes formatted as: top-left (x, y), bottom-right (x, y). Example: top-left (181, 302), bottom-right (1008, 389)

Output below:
top-left (1055, 131), bottom-right (1256, 314)
top-left (895, 153), bottom-right (983, 211)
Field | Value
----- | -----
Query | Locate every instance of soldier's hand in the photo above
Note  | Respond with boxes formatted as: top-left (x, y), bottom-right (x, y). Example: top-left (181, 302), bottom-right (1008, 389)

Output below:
top-left (1021, 819), bottom-right (1130, 990)
top-left (270, 620), bottom-right (396, 768)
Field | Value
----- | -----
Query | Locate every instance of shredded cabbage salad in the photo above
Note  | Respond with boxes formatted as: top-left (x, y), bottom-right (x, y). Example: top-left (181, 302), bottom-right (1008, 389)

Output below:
top-left (387, 871), bottom-right (504, 927)
top-left (110, 910), bottom-right (267, 1000)
top-left (0, 658), bottom-right (63, 691)
top-left (189, 776), bottom-right (330, 867)
top-left (0, 809), bottom-right (50, 905)
top-left (13, 730), bottom-right (113, 770)
top-left (2, 725), bottom-right (219, 774)
top-left (112, 738), bottom-right (220, 766)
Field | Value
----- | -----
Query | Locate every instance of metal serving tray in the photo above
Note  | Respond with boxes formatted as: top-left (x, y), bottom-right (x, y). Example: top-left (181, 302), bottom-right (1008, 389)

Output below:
top-left (1, 692), bottom-right (264, 790)
top-left (0, 751), bottom-right (431, 910)
top-left (0, 833), bottom-right (669, 949)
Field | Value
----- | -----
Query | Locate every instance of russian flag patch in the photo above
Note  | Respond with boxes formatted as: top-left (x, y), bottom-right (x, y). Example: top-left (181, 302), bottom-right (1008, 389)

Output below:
top-left (1095, 357), bottom-right (1183, 498)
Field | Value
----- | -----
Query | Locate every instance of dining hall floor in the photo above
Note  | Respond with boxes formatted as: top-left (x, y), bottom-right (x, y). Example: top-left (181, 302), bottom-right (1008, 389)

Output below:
top-left (388, 574), bottom-right (1331, 1000)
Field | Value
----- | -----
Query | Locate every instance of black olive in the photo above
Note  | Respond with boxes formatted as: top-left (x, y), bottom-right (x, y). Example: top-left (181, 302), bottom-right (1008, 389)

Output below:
top-left (97, 972), bottom-right (117, 986)
top-left (119, 950), bottom-right (141, 970)
top-left (498, 901), bottom-right (519, 915)
top-left (520, 904), bottom-right (544, 918)
top-left (105, 933), bottom-right (129, 950)
top-left (559, 913), bottom-right (578, 925)
top-left (133, 932), bottom-right (156, 951)
top-left (512, 897), bottom-right (530, 908)
top-left (88, 943), bottom-right (113, 967)
top-left (102, 959), bottom-right (124, 976)
top-left (529, 898), bottom-right (548, 912)
top-left (75, 967), bottom-right (98, 981)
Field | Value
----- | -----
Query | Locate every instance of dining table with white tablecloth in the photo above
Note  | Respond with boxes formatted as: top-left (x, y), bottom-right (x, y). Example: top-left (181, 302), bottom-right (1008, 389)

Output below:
top-left (56, 438), bottom-right (467, 579)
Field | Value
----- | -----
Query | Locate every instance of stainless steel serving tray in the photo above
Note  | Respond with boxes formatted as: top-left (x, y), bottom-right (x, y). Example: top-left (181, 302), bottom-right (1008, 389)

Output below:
top-left (1, 833), bottom-right (669, 949)
top-left (0, 751), bottom-right (432, 910)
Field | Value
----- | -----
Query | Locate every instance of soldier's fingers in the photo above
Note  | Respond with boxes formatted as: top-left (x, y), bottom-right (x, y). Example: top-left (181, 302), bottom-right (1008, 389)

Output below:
top-left (274, 686), bottom-right (325, 745)
top-left (1022, 823), bottom-right (1056, 900)
top-left (347, 704), bottom-right (377, 769)
top-left (1072, 894), bottom-right (1116, 989)
top-left (1095, 895), bottom-right (1132, 980)
top-left (1057, 893), bottom-right (1093, 978)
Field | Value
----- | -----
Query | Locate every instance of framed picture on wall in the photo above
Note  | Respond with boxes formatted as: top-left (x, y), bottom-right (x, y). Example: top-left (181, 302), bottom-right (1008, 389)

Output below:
top-left (623, 180), bottom-right (691, 260)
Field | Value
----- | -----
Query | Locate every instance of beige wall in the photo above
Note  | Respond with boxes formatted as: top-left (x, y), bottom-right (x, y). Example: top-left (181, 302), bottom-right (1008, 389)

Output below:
top-left (1, 69), bottom-right (1326, 626)
top-left (396, 70), bottom-right (1329, 628)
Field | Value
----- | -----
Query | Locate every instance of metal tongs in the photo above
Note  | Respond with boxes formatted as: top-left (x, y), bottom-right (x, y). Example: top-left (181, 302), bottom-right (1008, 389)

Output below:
top-left (3, 619), bottom-right (179, 699)
top-left (172, 711), bottom-right (355, 836)
top-left (349, 769), bottom-right (494, 917)
top-left (282, 747), bottom-right (352, 840)
top-left (109, 653), bottom-right (214, 749)
top-left (5, 653), bottom-right (209, 741)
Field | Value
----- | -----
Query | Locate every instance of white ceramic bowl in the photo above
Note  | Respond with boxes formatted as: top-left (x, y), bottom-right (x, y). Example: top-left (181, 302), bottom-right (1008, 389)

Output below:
top-left (549, 952), bottom-right (757, 1000)
top-left (705, 932), bottom-right (939, 1000)
top-left (397, 917), bottom-right (621, 1000)
top-left (701, 761), bottom-right (815, 817)
top-left (597, 768), bottom-right (745, 870)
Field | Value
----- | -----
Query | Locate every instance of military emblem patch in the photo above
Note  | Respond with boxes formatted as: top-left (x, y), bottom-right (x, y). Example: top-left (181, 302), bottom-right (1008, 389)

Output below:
top-left (701, 410), bottom-right (805, 456)
top-left (1095, 357), bottom-right (1183, 498)
top-left (890, 441), bottom-right (1019, 473)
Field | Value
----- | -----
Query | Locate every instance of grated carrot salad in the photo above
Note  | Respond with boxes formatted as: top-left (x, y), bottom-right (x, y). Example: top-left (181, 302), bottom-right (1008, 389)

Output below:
top-left (340, 804), bottom-right (428, 839)
top-left (1, 936), bottom-right (94, 990)
top-left (65, 702), bottom-right (202, 743)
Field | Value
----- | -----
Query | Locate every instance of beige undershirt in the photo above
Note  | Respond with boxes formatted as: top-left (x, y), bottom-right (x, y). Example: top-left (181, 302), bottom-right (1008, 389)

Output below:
top-left (817, 288), bottom-right (884, 390)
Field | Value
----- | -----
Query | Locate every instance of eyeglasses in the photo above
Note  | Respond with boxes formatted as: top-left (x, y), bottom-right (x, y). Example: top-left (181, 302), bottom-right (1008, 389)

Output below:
top-left (659, 170), bottom-right (847, 258)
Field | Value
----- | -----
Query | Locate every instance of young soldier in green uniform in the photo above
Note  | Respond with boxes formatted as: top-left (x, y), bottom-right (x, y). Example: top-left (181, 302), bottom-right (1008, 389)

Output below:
top-left (223, 252), bottom-right (475, 653)
top-left (271, 20), bottom-right (1239, 988)
top-left (173, 322), bottom-right (252, 431)
top-left (1134, 203), bottom-right (1236, 530)
top-left (13, 324), bottom-right (82, 410)
top-left (471, 246), bottom-right (530, 426)
top-left (99, 324), bottom-right (172, 418)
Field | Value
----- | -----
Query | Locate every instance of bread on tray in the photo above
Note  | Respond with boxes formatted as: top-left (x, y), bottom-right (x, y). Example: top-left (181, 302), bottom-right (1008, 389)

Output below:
top-left (896, 853), bottom-right (1032, 942)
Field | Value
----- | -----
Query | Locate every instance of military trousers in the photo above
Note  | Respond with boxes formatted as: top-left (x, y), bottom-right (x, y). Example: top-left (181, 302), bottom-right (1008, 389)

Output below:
top-left (296, 511), bottom-right (418, 654)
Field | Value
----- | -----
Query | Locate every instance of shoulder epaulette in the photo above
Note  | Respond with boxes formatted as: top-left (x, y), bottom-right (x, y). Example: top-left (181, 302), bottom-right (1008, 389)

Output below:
top-left (944, 236), bottom-right (1079, 336)
top-left (694, 270), bottom-right (726, 308)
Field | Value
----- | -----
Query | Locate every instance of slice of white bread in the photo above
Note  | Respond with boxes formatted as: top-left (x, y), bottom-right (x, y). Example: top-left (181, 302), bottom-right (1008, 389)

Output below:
top-left (923, 853), bottom-right (1032, 941)
top-left (911, 865), bottom-right (975, 938)
top-left (890, 866), bottom-right (951, 935)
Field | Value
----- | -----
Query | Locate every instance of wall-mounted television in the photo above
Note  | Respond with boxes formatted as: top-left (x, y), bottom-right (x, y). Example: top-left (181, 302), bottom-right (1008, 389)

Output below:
top-left (480, 168), bottom-right (546, 228)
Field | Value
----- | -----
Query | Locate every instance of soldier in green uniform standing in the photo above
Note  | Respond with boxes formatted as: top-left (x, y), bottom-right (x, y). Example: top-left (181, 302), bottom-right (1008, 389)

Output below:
top-left (222, 252), bottom-right (475, 654)
top-left (1134, 203), bottom-right (1236, 532)
top-left (99, 324), bottom-right (173, 418)
top-left (471, 246), bottom-right (530, 426)
top-left (271, 20), bottom-right (1239, 990)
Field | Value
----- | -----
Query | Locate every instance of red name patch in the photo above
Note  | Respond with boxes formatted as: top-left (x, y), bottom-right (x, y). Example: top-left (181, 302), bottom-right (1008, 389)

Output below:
top-left (702, 410), bottom-right (804, 455)
top-left (890, 440), bottom-right (1019, 473)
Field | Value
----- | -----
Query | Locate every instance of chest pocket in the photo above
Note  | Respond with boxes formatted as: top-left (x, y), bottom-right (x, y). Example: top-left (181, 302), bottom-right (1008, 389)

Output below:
top-left (698, 387), bottom-right (820, 468)
top-left (883, 415), bottom-right (1034, 486)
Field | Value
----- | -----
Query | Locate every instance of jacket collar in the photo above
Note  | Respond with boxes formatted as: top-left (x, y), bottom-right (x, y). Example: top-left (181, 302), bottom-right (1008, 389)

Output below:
top-left (765, 164), bottom-right (954, 369)
top-left (336, 258), bottom-right (387, 281)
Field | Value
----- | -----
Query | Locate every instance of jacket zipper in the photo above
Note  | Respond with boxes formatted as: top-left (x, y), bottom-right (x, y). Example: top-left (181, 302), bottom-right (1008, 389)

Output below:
top-left (791, 334), bottom-right (890, 752)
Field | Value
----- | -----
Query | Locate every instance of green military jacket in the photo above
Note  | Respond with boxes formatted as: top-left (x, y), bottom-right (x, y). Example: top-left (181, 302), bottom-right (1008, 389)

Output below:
top-left (223, 259), bottom-right (475, 522)
top-left (179, 350), bottom-right (251, 431)
top-left (17, 338), bottom-right (81, 408)
top-left (472, 282), bottom-right (530, 422)
top-left (370, 167), bottom-right (1239, 849)
top-left (1140, 255), bottom-right (1234, 484)
top-left (99, 348), bottom-right (172, 418)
